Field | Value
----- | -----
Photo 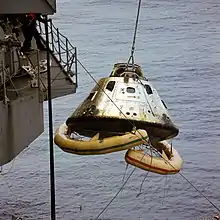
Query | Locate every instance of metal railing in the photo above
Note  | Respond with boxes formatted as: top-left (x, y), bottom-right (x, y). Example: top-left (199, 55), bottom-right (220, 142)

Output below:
top-left (37, 19), bottom-right (78, 87)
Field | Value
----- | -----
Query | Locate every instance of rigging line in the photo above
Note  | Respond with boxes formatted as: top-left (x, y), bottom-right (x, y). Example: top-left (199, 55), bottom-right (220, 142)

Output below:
top-left (150, 145), bottom-right (220, 213)
top-left (178, 171), bottom-right (220, 213)
top-left (94, 166), bottom-right (137, 220)
top-left (122, 163), bottom-right (129, 183)
top-left (39, 75), bottom-right (71, 81)
top-left (136, 172), bottom-right (151, 198)
top-left (128, 0), bottom-right (142, 65)
top-left (137, 146), bottom-right (152, 196)
top-left (76, 58), bottom-right (130, 121)
top-left (6, 84), bottom-right (30, 92)
top-left (139, 142), bottom-right (220, 212)
top-left (0, 144), bottom-right (31, 175)
top-left (4, 67), bottom-right (19, 93)
top-left (137, 78), bottom-right (155, 115)
top-left (94, 149), bottom-right (152, 220)
top-left (76, 58), bottom-right (150, 144)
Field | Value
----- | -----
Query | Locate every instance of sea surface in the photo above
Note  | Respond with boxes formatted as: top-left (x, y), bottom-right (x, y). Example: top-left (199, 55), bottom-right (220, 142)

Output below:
top-left (1, 0), bottom-right (220, 219)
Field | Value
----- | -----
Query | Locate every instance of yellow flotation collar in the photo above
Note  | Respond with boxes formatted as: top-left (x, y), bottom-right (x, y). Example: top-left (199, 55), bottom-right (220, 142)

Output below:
top-left (125, 141), bottom-right (183, 175)
top-left (54, 123), bottom-right (149, 155)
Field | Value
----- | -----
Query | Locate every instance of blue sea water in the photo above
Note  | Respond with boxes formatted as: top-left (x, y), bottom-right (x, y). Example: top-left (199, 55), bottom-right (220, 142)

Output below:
top-left (1, 0), bottom-right (220, 219)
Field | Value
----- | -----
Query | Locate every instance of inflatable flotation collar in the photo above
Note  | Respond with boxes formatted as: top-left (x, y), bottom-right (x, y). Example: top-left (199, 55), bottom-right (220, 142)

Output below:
top-left (54, 123), bottom-right (149, 155)
top-left (125, 141), bottom-right (183, 175)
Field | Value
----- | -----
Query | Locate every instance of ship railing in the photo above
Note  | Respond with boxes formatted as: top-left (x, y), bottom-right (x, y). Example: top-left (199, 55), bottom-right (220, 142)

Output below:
top-left (37, 19), bottom-right (78, 87)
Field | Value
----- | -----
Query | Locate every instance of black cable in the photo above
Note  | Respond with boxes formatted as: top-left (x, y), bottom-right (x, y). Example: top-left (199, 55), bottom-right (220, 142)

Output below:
top-left (178, 172), bottom-right (220, 213)
top-left (94, 167), bottom-right (137, 220)
top-left (137, 146), bottom-right (152, 195)
top-left (151, 144), bottom-right (220, 213)
top-left (94, 146), bottom-right (153, 219)
top-left (45, 15), bottom-right (56, 220)
top-left (128, 0), bottom-right (142, 65)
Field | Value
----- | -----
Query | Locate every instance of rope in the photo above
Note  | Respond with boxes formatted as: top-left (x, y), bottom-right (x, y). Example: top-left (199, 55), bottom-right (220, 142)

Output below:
top-left (94, 167), bottom-right (137, 220)
top-left (0, 144), bottom-right (31, 176)
top-left (122, 163), bottom-right (128, 183)
top-left (127, 0), bottom-right (142, 66)
top-left (6, 84), bottom-right (30, 92)
top-left (178, 172), bottom-right (220, 212)
top-left (77, 58), bottom-right (149, 145)
top-left (137, 143), bottom-right (220, 213)
top-left (137, 78), bottom-right (155, 115)
top-left (94, 146), bottom-right (153, 220)
top-left (150, 144), bottom-right (220, 213)
top-left (73, 1), bottom-right (148, 153)
top-left (136, 145), bottom-right (153, 197)
top-left (0, 65), bottom-right (31, 95)
top-left (94, 139), bottom-right (220, 219)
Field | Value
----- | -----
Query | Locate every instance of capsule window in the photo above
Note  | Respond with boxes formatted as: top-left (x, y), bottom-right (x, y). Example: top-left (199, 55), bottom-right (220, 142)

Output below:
top-left (86, 92), bottom-right (96, 101)
top-left (145, 84), bottom-right (153, 94)
top-left (126, 87), bottom-right (135, 93)
top-left (106, 81), bottom-right (115, 91)
top-left (161, 100), bottom-right (167, 109)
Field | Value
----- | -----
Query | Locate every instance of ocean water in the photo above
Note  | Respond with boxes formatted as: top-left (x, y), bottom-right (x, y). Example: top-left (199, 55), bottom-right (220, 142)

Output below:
top-left (1, 0), bottom-right (220, 219)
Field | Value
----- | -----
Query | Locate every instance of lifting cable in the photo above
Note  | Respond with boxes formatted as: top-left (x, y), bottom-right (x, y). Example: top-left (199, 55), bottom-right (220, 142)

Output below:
top-left (127, 0), bottom-right (142, 66)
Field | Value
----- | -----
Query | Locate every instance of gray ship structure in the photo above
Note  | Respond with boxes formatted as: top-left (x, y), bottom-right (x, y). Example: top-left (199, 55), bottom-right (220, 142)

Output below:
top-left (0, 0), bottom-right (78, 166)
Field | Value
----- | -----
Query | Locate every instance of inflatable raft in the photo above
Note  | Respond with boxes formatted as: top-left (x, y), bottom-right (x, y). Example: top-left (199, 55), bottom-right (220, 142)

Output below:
top-left (54, 123), bottom-right (149, 155)
top-left (125, 141), bottom-right (183, 175)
